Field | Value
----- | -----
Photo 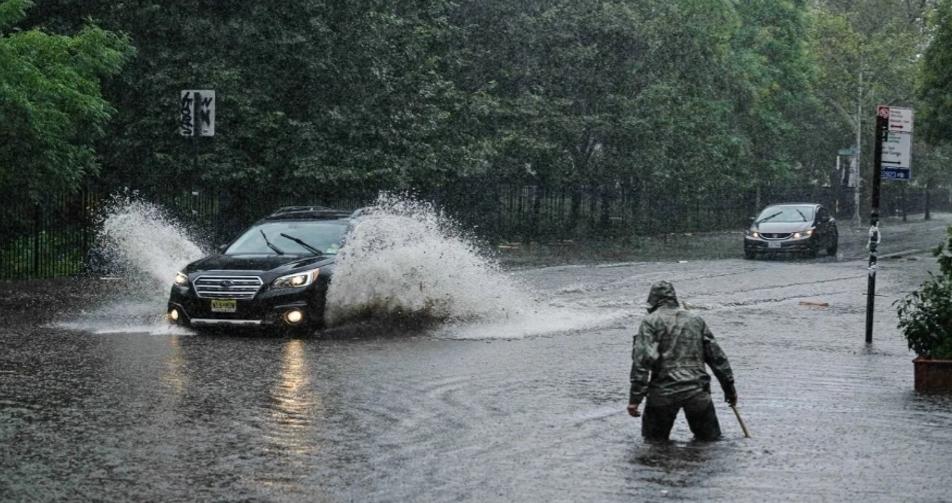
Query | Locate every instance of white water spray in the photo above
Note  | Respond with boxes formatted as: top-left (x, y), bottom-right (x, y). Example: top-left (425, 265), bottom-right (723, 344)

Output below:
top-left (326, 195), bottom-right (623, 338)
top-left (56, 198), bottom-right (205, 334)
top-left (96, 198), bottom-right (207, 294)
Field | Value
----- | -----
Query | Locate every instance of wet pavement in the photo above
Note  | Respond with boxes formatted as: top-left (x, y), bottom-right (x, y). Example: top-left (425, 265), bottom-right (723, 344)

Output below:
top-left (3, 250), bottom-right (952, 501)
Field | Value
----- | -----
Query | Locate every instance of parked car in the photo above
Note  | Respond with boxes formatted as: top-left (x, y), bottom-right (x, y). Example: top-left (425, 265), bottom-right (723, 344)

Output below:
top-left (744, 203), bottom-right (838, 259)
top-left (167, 206), bottom-right (354, 334)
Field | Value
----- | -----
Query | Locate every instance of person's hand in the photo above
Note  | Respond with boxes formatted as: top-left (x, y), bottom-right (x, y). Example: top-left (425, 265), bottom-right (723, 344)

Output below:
top-left (724, 383), bottom-right (738, 407)
top-left (627, 404), bottom-right (641, 417)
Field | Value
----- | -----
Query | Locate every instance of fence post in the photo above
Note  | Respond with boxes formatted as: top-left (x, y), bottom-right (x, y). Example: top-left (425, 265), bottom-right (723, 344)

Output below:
top-left (32, 202), bottom-right (41, 277)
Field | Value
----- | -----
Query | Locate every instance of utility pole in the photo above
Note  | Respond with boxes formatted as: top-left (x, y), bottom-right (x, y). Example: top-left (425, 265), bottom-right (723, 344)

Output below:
top-left (853, 70), bottom-right (863, 227)
top-left (865, 107), bottom-right (887, 344)
top-left (192, 91), bottom-right (201, 176)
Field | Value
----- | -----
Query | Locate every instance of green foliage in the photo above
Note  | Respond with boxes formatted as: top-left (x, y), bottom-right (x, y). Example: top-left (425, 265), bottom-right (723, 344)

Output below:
top-left (920, 0), bottom-right (952, 145)
top-left (0, 0), bottom-right (132, 199)
top-left (896, 226), bottom-right (952, 359)
top-left (4, 0), bottom-right (949, 219)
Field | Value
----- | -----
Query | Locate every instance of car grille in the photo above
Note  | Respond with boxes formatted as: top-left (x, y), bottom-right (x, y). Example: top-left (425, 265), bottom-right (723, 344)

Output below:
top-left (761, 233), bottom-right (791, 239)
top-left (193, 275), bottom-right (263, 300)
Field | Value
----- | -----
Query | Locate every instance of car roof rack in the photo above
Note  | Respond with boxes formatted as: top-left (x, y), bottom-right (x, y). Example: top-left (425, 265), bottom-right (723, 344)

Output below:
top-left (265, 206), bottom-right (352, 220)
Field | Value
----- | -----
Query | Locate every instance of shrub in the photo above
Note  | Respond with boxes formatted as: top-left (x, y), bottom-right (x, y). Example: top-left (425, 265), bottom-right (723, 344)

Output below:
top-left (896, 226), bottom-right (952, 359)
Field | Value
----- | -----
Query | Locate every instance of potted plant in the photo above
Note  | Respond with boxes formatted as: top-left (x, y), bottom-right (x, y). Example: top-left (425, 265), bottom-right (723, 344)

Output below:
top-left (896, 226), bottom-right (952, 392)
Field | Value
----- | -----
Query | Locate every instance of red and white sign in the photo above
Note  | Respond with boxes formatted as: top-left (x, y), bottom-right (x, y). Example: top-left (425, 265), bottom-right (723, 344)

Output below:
top-left (886, 106), bottom-right (913, 133)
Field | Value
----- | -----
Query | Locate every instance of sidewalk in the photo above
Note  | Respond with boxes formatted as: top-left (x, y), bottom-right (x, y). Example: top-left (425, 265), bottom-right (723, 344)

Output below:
top-left (496, 212), bottom-right (952, 266)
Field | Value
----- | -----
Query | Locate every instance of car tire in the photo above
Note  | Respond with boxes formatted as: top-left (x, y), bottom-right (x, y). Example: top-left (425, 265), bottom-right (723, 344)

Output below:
top-left (744, 248), bottom-right (756, 260)
top-left (806, 240), bottom-right (818, 259)
top-left (826, 234), bottom-right (838, 256)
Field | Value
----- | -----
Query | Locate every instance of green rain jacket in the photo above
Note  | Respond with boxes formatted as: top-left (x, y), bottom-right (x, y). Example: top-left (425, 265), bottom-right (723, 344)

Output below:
top-left (629, 282), bottom-right (734, 406)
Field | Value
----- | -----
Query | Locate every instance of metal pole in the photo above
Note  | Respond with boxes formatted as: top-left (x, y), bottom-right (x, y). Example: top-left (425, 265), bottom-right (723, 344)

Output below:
top-left (865, 108), bottom-right (887, 344)
top-left (192, 91), bottom-right (201, 178)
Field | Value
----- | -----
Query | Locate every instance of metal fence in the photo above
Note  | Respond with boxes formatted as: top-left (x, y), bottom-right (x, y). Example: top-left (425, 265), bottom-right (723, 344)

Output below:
top-left (1, 182), bottom-right (948, 280)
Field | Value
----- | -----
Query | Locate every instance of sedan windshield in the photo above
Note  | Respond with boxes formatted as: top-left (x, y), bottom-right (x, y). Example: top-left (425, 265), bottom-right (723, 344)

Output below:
top-left (756, 205), bottom-right (814, 223)
top-left (226, 221), bottom-right (348, 255)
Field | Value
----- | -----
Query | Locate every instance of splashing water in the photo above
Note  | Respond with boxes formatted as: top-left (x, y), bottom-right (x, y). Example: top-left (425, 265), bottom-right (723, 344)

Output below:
top-left (96, 198), bottom-right (207, 294)
top-left (325, 195), bottom-right (624, 338)
top-left (56, 198), bottom-right (206, 334)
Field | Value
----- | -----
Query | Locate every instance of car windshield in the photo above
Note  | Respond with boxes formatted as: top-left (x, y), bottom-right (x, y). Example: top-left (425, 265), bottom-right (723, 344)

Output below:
top-left (756, 205), bottom-right (814, 223)
top-left (225, 221), bottom-right (348, 255)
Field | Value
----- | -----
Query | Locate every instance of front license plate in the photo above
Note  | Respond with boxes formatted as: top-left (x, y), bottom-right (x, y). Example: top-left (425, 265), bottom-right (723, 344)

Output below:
top-left (767, 241), bottom-right (782, 249)
top-left (210, 299), bottom-right (237, 313)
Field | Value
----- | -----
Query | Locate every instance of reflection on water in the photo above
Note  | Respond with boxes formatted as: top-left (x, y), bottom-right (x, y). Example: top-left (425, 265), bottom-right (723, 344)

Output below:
top-left (161, 335), bottom-right (186, 395)
top-left (267, 339), bottom-right (322, 456)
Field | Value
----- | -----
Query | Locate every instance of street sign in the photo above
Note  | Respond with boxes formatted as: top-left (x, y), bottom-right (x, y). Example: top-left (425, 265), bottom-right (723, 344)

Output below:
top-left (882, 131), bottom-right (911, 166)
top-left (180, 90), bottom-right (215, 137)
top-left (838, 147), bottom-right (858, 157)
top-left (877, 105), bottom-right (913, 181)
top-left (887, 106), bottom-right (913, 133)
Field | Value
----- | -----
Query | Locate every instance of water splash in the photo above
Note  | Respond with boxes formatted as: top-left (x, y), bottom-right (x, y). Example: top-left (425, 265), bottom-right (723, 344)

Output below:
top-left (96, 198), bottom-right (207, 294)
top-left (55, 198), bottom-right (205, 334)
top-left (325, 195), bottom-right (624, 338)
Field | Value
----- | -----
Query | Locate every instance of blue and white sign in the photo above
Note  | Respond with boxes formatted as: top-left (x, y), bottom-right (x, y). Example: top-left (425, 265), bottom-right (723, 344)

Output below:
top-left (878, 106), bottom-right (912, 181)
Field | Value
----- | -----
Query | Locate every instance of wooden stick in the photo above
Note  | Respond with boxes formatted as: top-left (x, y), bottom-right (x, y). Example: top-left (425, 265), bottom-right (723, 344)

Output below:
top-left (731, 405), bottom-right (751, 438)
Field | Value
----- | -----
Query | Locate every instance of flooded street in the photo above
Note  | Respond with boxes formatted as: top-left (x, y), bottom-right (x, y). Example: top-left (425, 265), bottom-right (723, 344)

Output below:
top-left (3, 251), bottom-right (952, 502)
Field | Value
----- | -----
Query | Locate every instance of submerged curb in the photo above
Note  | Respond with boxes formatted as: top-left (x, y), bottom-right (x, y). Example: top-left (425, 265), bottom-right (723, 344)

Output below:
top-left (879, 249), bottom-right (930, 260)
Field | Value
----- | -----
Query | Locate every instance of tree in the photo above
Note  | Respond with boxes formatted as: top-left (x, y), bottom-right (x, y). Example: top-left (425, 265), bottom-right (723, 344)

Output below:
top-left (920, 0), bottom-right (952, 144)
top-left (0, 0), bottom-right (132, 199)
top-left (809, 0), bottom-right (930, 221)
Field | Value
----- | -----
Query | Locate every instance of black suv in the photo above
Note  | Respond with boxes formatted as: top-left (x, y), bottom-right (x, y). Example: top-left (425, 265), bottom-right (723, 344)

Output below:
top-left (167, 206), bottom-right (353, 333)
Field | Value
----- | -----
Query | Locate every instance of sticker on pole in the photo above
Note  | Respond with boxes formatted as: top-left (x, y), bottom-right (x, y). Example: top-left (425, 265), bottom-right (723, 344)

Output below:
top-left (180, 90), bottom-right (216, 137)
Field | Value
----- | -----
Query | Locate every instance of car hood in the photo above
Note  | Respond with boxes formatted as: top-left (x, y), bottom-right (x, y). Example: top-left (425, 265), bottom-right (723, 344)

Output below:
top-left (184, 254), bottom-right (336, 274)
top-left (752, 221), bottom-right (812, 233)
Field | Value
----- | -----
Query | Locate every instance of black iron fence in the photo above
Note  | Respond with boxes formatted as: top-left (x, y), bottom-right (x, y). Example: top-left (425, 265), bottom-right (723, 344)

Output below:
top-left (2, 182), bottom-right (948, 280)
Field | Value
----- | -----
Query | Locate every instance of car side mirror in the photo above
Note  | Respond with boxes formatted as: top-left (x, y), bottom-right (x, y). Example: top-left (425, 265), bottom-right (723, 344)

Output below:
top-left (217, 244), bottom-right (228, 253)
top-left (748, 216), bottom-right (756, 225)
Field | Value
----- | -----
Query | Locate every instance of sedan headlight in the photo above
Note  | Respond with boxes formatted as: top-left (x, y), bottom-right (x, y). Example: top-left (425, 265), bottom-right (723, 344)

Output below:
top-left (272, 268), bottom-right (320, 289)
top-left (793, 229), bottom-right (814, 239)
top-left (746, 229), bottom-right (760, 238)
top-left (174, 272), bottom-right (189, 286)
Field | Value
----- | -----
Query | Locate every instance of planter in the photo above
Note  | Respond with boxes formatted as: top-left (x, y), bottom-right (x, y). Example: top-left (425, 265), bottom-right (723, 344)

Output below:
top-left (913, 357), bottom-right (952, 392)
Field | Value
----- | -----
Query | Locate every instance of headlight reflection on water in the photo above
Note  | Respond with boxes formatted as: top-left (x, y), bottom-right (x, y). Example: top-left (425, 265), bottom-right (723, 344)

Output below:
top-left (267, 339), bottom-right (322, 456)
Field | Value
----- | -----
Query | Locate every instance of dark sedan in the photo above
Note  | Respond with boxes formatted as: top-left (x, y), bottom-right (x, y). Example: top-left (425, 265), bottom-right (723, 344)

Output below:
top-left (744, 203), bottom-right (838, 259)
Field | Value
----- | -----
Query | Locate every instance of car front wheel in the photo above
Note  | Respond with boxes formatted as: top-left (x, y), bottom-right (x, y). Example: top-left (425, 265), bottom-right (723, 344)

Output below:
top-left (826, 233), bottom-right (838, 256)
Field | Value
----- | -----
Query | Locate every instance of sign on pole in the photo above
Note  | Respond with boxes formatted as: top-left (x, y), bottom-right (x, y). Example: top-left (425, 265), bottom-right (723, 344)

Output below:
top-left (180, 90), bottom-right (215, 137)
top-left (878, 105), bottom-right (912, 181)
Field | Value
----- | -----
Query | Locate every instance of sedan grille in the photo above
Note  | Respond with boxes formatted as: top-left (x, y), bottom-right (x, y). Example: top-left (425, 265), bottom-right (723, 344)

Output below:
top-left (761, 233), bottom-right (791, 239)
top-left (194, 275), bottom-right (263, 300)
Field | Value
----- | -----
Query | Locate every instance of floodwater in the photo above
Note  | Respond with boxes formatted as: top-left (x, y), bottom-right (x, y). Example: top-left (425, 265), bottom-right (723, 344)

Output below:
top-left (3, 254), bottom-right (952, 502)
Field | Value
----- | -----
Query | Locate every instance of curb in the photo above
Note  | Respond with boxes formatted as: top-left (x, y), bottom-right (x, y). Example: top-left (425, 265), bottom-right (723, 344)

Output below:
top-left (879, 248), bottom-right (931, 260)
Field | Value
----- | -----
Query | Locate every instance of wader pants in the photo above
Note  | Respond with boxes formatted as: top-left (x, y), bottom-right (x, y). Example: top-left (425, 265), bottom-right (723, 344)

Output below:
top-left (642, 391), bottom-right (721, 442)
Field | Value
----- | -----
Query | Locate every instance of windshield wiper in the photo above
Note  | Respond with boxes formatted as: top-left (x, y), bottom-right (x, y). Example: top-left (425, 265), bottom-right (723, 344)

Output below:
top-left (795, 209), bottom-right (808, 221)
top-left (260, 229), bottom-right (285, 255)
top-left (757, 211), bottom-right (782, 223)
top-left (279, 233), bottom-right (322, 256)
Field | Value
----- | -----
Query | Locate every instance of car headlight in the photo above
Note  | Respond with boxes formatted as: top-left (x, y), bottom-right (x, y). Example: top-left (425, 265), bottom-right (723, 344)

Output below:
top-left (746, 230), bottom-right (760, 238)
top-left (793, 229), bottom-right (814, 239)
top-left (174, 272), bottom-right (189, 286)
top-left (272, 268), bottom-right (320, 289)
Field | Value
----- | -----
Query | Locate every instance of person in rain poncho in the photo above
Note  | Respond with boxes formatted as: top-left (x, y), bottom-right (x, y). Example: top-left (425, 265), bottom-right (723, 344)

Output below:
top-left (627, 281), bottom-right (737, 441)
